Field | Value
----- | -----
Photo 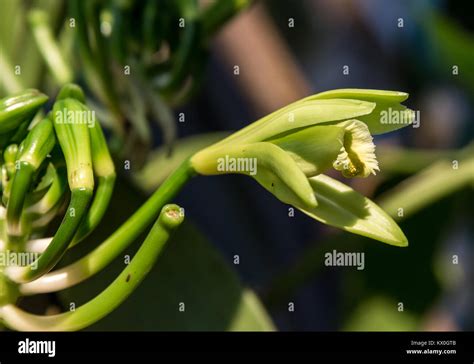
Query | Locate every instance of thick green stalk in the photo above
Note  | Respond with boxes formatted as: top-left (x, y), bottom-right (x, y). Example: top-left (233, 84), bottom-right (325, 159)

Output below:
top-left (20, 159), bottom-right (194, 294)
top-left (70, 102), bottom-right (116, 245)
top-left (2, 204), bottom-right (184, 331)
top-left (5, 162), bottom-right (35, 237)
top-left (7, 188), bottom-right (92, 283)
top-left (6, 117), bottom-right (56, 237)
top-left (69, 174), bottom-right (115, 246)
top-left (26, 163), bottom-right (67, 216)
top-left (1, 144), bottom-right (18, 206)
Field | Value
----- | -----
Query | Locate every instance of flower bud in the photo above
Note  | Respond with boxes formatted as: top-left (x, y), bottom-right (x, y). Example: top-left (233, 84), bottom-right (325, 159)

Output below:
top-left (0, 89), bottom-right (48, 134)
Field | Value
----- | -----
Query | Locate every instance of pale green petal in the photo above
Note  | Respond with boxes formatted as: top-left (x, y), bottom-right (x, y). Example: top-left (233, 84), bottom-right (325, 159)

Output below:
top-left (308, 88), bottom-right (415, 135)
top-left (308, 88), bottom-right (409, 103)
top-left (268, 125), bottom-right (345, 176)
top-left (209, 99), bottom-right (376, 146)
top-left (296, 174), bottom-right (408, 246)
top-left (358, 102), bottom-right (415, 135)
top-left (253, 166), bottom-right (316, 209)
top-left (247, 143), bottom-right (317, 207)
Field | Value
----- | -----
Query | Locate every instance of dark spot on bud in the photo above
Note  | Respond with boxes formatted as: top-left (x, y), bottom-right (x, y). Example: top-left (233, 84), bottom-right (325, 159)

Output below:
top-left (126, 274), bottom-right (131, 282)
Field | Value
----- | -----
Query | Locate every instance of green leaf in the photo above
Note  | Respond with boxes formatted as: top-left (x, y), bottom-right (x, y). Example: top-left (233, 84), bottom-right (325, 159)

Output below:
top-left (296, 174), bottom-right (408, 246)
top-left (228, 289), bottom-right (275, 331)
top-left (209, 99), bottom-right (376, 146)
top-left (269, 124), bottom-right (344, 177)
top-left (344, 296), bottom-right (417, 331)
top-left (423, 12), bottom-right (474, 95)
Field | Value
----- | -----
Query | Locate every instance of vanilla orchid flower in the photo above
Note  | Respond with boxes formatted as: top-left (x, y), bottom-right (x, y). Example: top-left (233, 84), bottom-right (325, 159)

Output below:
top-left (191, 89), bottom-right (415, 246)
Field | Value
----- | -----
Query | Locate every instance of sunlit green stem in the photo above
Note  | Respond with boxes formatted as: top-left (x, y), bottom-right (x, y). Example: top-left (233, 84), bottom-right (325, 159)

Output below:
top-left (2, 204), bottom-right (184, 331)
top-left (70, 104), bottom-right (116, 246)
top-left (6, 117), bottom-right (56, 237)
top-left (26, 163), bottom-right (67, 216)
top-left (70, 174), bottom-right (115, 246)
top-left (5, 163), bottom-right (35, 237)
top-left (19, 159), bottom-right (194, 294)
top-left (6, 188), bottom-right (92, 283)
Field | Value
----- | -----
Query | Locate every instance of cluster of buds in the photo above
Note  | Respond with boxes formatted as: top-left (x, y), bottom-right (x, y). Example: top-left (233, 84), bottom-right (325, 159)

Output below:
top-left (0, 85), bottom-right (186, 331)
top-left (0, 85), bottom-right (116, 285)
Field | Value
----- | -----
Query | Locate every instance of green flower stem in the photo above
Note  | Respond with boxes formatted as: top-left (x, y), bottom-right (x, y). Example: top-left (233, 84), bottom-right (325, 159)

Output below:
top-left (69, 174), bottom-right (116, 247)
top-left (52, 99), bottom-right (95, 191)
top-left (25, 159), bottom-right (68, 236)
top-left (6, 188), bottom-right (92, 283)
top-left (2, 204), bottom-right (184, 331)
top-left (3, 143), bottom-right (18, 165)
top-left (28, 9), bottom-right (73, 84)
top-left (26, 163), bottom-right (67, 216)
top-left (5, 162), bottom-right (35, 237)
top-left (6, 117), bottom-right (56, 237)
top-left (70, 105), bottom-right (116, 246)
top-left (19, 159), bottom-right (194, 295)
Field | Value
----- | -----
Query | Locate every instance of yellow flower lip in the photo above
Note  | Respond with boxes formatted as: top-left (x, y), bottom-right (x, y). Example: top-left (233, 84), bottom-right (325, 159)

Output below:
top-left (332, 120), bottom-right (380, 178)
